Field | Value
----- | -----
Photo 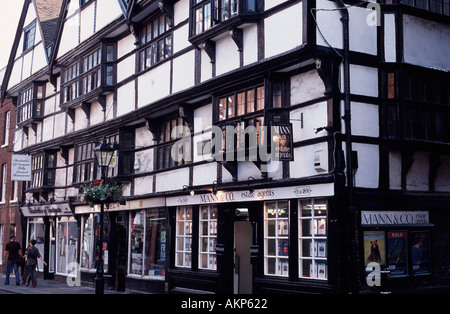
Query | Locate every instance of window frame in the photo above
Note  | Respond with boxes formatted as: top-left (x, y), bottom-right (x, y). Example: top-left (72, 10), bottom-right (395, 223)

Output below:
top-left (23, 22), bottom-right (36, 52)
top-left (138, 14), bottom-right (173, 72)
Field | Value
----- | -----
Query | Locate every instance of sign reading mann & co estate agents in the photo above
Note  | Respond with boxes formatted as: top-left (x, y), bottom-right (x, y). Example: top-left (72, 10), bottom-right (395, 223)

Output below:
top-left (11, 154), bottom-right (32, 181)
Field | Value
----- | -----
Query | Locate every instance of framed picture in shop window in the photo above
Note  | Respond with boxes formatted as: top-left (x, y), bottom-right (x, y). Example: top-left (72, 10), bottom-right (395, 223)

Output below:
top-left (387, 231), bottom-right (408, 277)
top-left (411, 231), bottom-right (431, 275)
top-left (363, 231), bottom-right (386, 267)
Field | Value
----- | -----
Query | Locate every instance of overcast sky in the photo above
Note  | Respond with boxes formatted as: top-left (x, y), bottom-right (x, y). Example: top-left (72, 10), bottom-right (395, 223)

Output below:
top-left (0, 0), bottom-right (24, 70)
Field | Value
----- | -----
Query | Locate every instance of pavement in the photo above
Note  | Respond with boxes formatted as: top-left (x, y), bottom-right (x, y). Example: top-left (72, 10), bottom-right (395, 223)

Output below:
top-left (0, 273), bottom-right (122, 294)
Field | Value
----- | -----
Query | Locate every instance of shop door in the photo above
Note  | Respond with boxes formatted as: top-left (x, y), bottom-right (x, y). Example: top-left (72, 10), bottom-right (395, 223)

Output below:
top-left (115, 223), bottom-right (127, 291)
top-left (234, 221), bottom-right (253, 294)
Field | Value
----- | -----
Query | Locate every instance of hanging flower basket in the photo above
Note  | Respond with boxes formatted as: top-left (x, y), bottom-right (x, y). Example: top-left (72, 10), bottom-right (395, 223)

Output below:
top-left (80, 181), bottom-right (123, 207)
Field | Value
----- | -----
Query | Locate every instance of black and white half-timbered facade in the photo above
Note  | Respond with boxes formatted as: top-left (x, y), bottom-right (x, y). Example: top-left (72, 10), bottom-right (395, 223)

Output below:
top-left (1, 0), bottom-right (449, 294)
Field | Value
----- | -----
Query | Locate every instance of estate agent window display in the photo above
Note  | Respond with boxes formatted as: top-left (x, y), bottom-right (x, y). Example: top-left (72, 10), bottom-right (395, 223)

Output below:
top-left (263, 198), bottom-right (329, 280)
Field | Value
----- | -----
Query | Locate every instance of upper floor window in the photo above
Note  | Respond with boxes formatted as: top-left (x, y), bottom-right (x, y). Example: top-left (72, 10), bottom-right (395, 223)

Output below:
top-left (17, 83), bottom-right (45, 125)
top-left (74, 134), bottom-right (119, 184)
top-left (61, 45), bottom-right (116, 105)
top-left (3, 111), bottom-right (10, 146)
top-left (155, 117), bottom-right (190, 171)
top-left (23, 22), bottom-right (36, 52)
top-left (138, 14), bottom-right (173, 72)
top-left (400, 0), bottom-right (450, 16)
top-left (190, 0), bottom-right (262, 37)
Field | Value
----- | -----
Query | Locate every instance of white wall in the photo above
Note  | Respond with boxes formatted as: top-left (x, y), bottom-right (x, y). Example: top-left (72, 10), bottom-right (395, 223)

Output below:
top-left (403, 15), bottom-right (450, 71)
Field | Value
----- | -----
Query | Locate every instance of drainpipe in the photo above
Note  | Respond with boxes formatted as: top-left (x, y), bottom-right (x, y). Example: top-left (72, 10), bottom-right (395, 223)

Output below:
top-left (334, 0), bottom-right (358, 294)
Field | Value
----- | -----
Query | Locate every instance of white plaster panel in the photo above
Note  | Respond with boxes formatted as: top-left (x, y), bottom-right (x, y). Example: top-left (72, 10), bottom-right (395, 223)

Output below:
top-left (174, 0), bottom-right (189, 25)
top-left (243, 24), bottom-right (258, 66)
top-left (95, 0), bottom-right (122, 32)
top-left (55, 168), bottom-right (66, 187)
top-left (349, 65), bottom-right (378, 97)
top-left (389, 151), bottom-right (401, 190)
top-left (42, 117), bottom-right (54, 142)
top-left (290, 101), bottom-right (328, 143)
top-left (117, 81), bottom-right (136, 117)
top-left (291, 70), bottom-right (326, 105)
top-left (135, 126), bottom-right (154, 147)
top-left (216, 35), bottom-right (240, 76)
top-left (264, 3), bottom-right (303, 58)
top-left (194, 103), bottom-right (213, 133)
top-left (104, 94), bottom-right (115, 121)
top-left (403, 15), bottom-right (450, 71)
top-left (117, 54), bottom-right (135, 82)
top-left (80, 2), bottom-right (95, 43)
top-left (172, 50), bottom-right (195, 93)
top-left (89, 101), bottom-right (104, 126)
top-left (74, 107), bottom-right (88, 131)
top-left (193, 163), bottom-right (217, 186)
top-left (31, 44), bottom-right (48, 76)
top-left (435, 155), bottom-right (450, 192)
top-left (265, 0), bottom-right (288, 10)
top-left (384, 14), bottom-right (396, 62)
top-left (117, 34), bottom-right (136, 59)
top-left (200, 49), bottom-right (213, 82)
top-left (351, 102), bottom-right (379, 137)
top-left (290, 142), bottom-right (328, 178)
top-left (58, 15), bottom-right (80, 57)
top-left (135, 148), bottom-right (154, 174)
top-left (173, 24), bottom-right (190, 54)
top-left (352, 143), bottom-right (379, 189)
top-left (137, 62), bottom-right (171, 108)
top-left (53, 112), bottom-right (66, 139)
top-left (155, 168), bottom-right (189, 192)
top-left (22, 52), bottom-right (33, 79)
top-left (134, 176), bottom-right (154, 195)
top-left (406, 152), bottom-right (429, 191)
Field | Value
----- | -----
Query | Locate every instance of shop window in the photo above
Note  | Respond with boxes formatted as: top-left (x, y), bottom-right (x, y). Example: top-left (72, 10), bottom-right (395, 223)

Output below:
top-left (129, 209), bottom-right (167, 277)
top-left (364, 230), bottom-right (431, 278)
top-left (81, 214), bottom-right (95, 269)
top-left (27, 218), bottom-right (45, 272)
top-left (175, 206), bottom-right (193, 268)
top-left (298, 199), bottom-right (328, 280)
top-left (199, 205), bottom-right (218, 270)
top-left (56, 217), bottom-right (78, 275)
top-left (264, 201), bottom-right (289, 277)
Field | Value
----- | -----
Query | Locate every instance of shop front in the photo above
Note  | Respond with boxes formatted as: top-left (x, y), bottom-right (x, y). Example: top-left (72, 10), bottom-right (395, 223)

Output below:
top-left (75, 197), bottom-right (167, 292)
top-left (165, 182), bottom-right (336, 294)
top-left (20, 202), bottom-right (74, 279)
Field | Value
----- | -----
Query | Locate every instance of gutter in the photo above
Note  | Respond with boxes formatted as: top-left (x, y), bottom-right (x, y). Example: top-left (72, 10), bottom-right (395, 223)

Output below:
top-left (334, 0), bottom-right (358, 294)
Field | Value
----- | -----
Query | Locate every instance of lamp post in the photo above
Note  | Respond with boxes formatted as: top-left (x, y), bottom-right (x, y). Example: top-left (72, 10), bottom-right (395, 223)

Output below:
top-left (93, 136), bottom-right (115, 295)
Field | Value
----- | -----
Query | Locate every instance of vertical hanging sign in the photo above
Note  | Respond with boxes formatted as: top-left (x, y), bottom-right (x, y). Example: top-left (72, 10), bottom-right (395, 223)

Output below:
top-left (273, 124), bottom-right (293, 161)
top-left (12, 154), bottom-right (32, 181)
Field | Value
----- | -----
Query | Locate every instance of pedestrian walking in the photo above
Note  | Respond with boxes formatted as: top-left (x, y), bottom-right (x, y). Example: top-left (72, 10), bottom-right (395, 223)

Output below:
top-left (21, 242), bottom-right (31, 285)
top-left (24, 239), bottom-right (47, 288)
top-left (3, 235), bottom-right (22, 285)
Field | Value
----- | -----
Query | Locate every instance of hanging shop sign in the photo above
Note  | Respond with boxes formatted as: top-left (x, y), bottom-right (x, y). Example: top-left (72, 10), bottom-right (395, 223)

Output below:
top-left (11, 154), bottom-right (32, 181)
top-left (273, 124), bottom-right (294, 162)
top-left (20, 203), bottom-right (73, 217)
top-left (166, 183), bottom-right (334, 206)
top-left (361, 211), bottom-right (429, 226)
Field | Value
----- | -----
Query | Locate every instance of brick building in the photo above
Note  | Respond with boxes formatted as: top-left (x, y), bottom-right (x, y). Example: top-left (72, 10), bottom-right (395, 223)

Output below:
top-left (0, 84), bottom-right (23, 273)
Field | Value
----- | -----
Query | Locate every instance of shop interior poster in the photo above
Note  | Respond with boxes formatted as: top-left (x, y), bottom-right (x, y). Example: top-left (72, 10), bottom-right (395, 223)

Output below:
top-left (363, 231), bottom-right (386, 267)
top-left (387, 231), bottom-right (408, 277)
top-left (411, 231), bottom-right (431, 275)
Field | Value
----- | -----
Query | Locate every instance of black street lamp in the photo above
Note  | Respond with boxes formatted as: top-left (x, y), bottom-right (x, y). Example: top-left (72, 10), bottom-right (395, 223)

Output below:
top-left (93, 136), bottom-right (115, 295)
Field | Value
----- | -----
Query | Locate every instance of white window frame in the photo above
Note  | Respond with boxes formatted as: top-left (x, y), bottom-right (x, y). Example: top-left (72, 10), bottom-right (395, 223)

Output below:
top-left (175, 206), bottom-right (193, 268)
top-left (264, 201), bottom-right (289, 277)
top-left (199, 205), bottom-right (217, 270)
top-left (298, 199), bottom-right (328, 280)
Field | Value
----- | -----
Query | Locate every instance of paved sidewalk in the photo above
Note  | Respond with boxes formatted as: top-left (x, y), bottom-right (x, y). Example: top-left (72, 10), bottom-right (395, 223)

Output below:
top-left (0, 273), bottom-right (122, 294)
